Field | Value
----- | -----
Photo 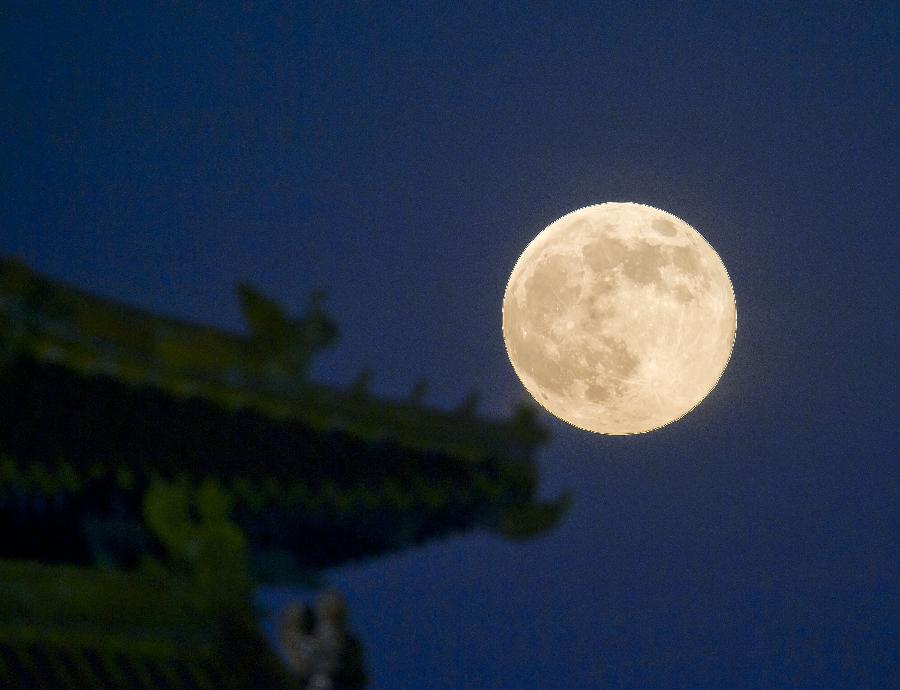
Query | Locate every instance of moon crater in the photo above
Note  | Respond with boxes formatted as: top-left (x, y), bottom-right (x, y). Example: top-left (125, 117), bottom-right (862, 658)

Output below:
top-left (503, 202), bottom-right (736, 435)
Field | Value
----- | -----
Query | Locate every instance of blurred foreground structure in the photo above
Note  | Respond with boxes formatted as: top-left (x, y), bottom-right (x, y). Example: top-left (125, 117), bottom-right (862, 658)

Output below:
top-left (0, 258), bottom-right (567, 688)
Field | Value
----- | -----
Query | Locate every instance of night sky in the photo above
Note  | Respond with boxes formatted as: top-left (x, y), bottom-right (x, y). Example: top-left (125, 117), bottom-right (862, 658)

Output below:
top-left (3, 3), bottom-right (898, 688)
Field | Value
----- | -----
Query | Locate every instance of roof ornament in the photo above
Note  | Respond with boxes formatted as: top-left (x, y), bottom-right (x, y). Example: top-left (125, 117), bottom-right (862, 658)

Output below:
top-left (455, 390), bottom-right (480, 417)
top-left (238, 284), bottom-right (339, 382)
top-left (409, 379), bottom-right (428, 405)
top-left (348, 368), bottom-right (372, 398)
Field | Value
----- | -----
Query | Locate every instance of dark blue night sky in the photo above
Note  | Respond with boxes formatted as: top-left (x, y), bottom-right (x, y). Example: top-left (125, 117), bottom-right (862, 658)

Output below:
top-left (3, 3), bottom-right (897, 687)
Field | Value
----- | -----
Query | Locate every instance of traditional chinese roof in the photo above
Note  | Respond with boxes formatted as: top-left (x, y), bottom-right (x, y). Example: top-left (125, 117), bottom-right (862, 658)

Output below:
top-left (0, 257), bottom-right (547, 458)
top-left (0, 257), bottom-right (568, 574)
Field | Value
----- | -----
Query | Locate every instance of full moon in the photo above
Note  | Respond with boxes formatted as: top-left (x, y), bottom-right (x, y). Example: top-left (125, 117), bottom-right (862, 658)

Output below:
top-left (502, 202), bottom-right (736, 435)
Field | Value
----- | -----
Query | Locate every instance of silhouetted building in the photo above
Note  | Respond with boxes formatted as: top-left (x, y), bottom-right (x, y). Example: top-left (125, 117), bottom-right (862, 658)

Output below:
top-left (0, 257), bottom-right (568, 688)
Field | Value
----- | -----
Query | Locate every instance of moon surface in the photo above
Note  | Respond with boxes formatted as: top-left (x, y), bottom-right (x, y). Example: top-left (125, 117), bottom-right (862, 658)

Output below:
top-left (502, 202), bottom-right (736, 435)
